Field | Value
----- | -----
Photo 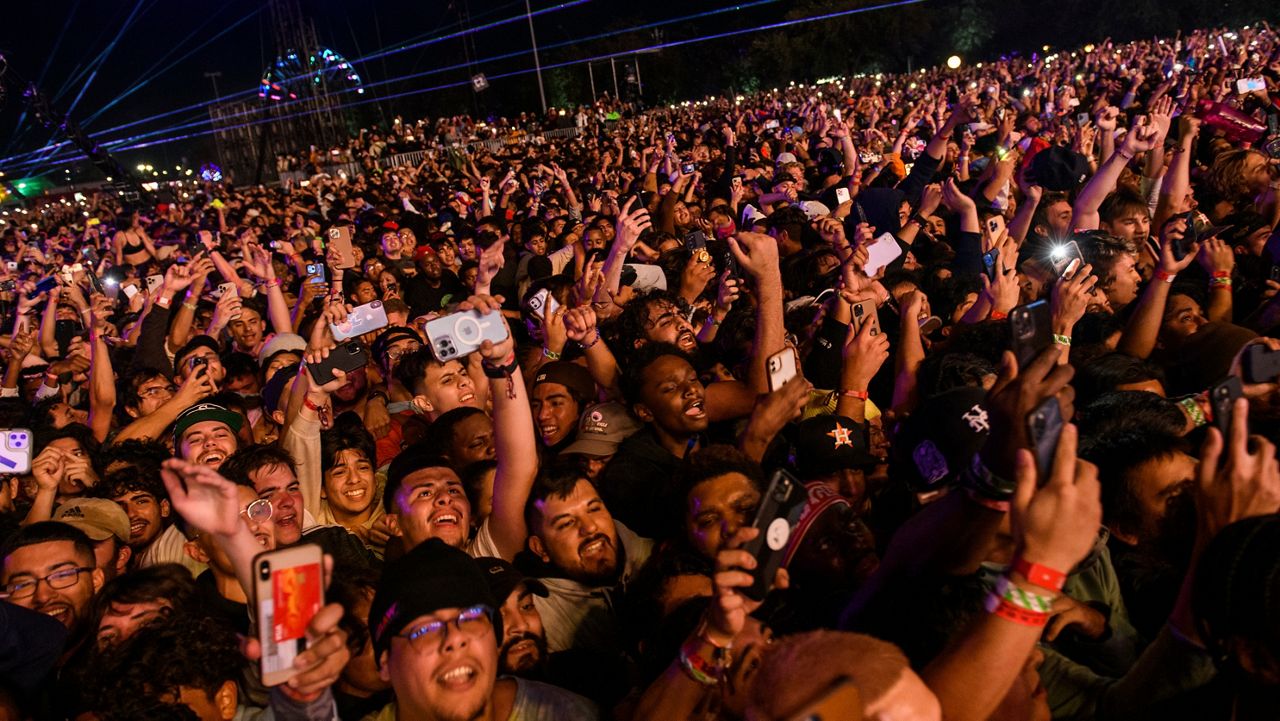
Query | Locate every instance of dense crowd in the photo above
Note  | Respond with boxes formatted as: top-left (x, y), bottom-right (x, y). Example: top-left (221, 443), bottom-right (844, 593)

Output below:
top-left (2, 19), bottom-right (1280, 721)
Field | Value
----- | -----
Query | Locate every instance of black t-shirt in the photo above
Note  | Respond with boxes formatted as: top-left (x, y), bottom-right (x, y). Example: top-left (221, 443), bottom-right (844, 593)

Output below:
top-left (597, 427), bottom-right (690, 541)
top-left (403, 273), bottom-right (464, 316)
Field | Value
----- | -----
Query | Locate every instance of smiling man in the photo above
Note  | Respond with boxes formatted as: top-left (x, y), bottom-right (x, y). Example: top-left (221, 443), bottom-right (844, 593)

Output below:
top-left (522, 461), bottom-right (652, 655)
top-left (174, 402), bottom-right (243, 470)
top-left (529, 362), bottom-right (596, 453)
top-left (366, 538), bottom-right (598, 721)
top-left (99, 467), bottom-right (206, 576)
top-left (394, 348), bottom-right (483, 422)
top-left (1, 521), bottom-right (104, 633)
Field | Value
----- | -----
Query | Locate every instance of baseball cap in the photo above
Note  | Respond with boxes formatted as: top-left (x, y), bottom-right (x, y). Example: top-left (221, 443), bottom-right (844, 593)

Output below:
top-left (892, 386), bottom-right (991, 492)
top-left (368, 538), bottom-right (497, 660)
top-left (560, 402), bottom-right (641, 457)
top-left (172, 403), bottom-right (243, 447)
top-left (790, 415), bottom-right (877, 479)
top-left (257, 333), bottom-right (306, 369)
top-left (782, 483), bottom-right (851, 566)
top-left (473, 556), bottom-right (548, 605)
top-left (371, 327), bottom-right (421, 363)
top-left (532, 362), bottom-right (596, 405)
top-left (52, 498), bottom-right (130, 543)
top-left (261, 363), bottom-right (300, 415)
top-left (775, 152), bottom-right (798, 165)
top-left (1027, 145), bottom-right (1090, 192)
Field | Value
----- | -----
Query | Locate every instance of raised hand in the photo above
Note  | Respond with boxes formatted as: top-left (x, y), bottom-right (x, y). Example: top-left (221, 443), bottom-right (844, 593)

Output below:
top-left (457, 294), bottom-right (514, 362)
top-left (160, 458), bottom-right (244, 538)
top-left (563, 306), bottom-right (600, 345)
top-left (728, 231), bottom-right (780, 281)
top-left (706, 526), bottom-right (790, 646)
top-left (1011, 423), bottom-right (1103, 581)
top-left (476, 238), bottom-right (506, 290)
top-left (303, 345), bottom-right (350, 394)
top-left (1196, 397), bottom-right (1280, 541)
top-left (615, 197), bottom-right (653, 253)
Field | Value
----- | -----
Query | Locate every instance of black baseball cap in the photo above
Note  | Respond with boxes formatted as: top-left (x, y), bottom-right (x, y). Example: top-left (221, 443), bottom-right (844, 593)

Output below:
top-left (892, 386), bottom-right (991, 491)
top-left (368, 538), bottom-right (498, 662)
top-left (790, 414), bottom-right (877, 479)
top-left (473, 556), bottom-right (548, 605)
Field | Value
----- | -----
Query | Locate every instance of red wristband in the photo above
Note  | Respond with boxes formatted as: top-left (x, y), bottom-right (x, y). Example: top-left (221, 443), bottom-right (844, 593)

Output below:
top-left (840, 389), bottom-right (869, 400)
top-left (1211, 270), bottom-right (1231, 279)
top-left (989, 310), bottom-right (1008, 321)
top-left (1012, 556), bottom-right (1067, 591)
top-left (985, 593), bottom-right (1050, 627)
top-left (1154, 268), bottom-right (1176, 283)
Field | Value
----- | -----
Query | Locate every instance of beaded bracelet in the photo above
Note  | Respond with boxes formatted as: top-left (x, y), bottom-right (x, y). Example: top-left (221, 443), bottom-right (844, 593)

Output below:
top-left (1178, 395), bottom-right (1207, 427)
top-left (579, 329), bottom-right (602, 350)
top-left (1053, 334), bottom-right (1072, 346)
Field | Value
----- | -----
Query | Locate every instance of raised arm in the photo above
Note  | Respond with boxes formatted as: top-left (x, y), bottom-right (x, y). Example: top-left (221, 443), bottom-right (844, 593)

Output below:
top-left (1116, 226), bottom-right (1197, 359)
top-left (86, 297), bottom-right (116, 443)
top-left (1071, 116), bottom-right (1160, 231)
top-left (922, 425), bottom-right (1101, 721)
top-left (729, 231), bottom-right (784, 394)
top-left (241, 242), bottom-right (293, 335)
top-left (467, 294), bottom-right (537, 561)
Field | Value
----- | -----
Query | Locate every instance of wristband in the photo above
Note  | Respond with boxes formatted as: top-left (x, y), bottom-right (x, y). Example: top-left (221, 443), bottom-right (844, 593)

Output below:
top-left (985, 592), bottom-right (1050, 627)
top-left (840, 389), bottom-right (869, 400)
top-left (263, 278), bottom-right (282, 289)
top-left (1053, 334), bottom-right (1072, 346)
top-left (182, 301), bottom-right (199, 311)
top-left (368, 390), bottom-right (389, 404)
top-left (1115, 149), bottom-right (1135, 162)
top-left (1012, 556), bottom-right (1068, 592)
top-left (989, 310), bottom-right (1008, 321)
top-left (541, 347), bottom-right (562, 361)
top-left (302, 395), bottom-right (331, 427)
top-left (1209, 277), bottom-right (1232, 289)
top-left (1154, 269), bottom-right (1176, 283)
top-left (1211, 270), bottom-right (1231, 279)
top-left (1177, 395), bottom-right (1207, 427)
top-left (482, 353), bottom-right (518, 379)
top-left (993, 575), bottom-right (1057, 613)
top-left (155, 295), bottom-right (172, 308)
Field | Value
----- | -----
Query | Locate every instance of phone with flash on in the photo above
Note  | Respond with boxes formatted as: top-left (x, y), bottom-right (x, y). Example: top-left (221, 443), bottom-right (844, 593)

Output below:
top-left (254, 544), bottom-right (324, 687)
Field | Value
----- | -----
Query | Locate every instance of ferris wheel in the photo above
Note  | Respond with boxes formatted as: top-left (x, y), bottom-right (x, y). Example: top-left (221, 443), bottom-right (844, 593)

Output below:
top-left (259, 47), bottom-right (364, 102)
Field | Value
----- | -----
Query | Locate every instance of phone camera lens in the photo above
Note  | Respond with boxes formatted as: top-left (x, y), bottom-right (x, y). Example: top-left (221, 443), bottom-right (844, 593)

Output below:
top-left (259, 561), bottom-right (270, 581)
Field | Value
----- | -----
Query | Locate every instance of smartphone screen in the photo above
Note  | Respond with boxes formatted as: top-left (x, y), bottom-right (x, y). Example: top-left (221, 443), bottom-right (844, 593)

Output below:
top-left (254, 544), bottom-right (324, 686)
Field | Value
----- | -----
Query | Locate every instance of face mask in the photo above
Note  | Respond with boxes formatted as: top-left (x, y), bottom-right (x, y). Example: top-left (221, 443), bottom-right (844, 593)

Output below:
top-left (713, 222), bottom-right (736, 241)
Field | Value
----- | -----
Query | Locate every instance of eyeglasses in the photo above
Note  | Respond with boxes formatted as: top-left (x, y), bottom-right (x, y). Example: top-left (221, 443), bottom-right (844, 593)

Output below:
top-left (395, 605), bottom-right (493, 650)
top-left (138, 384), bottom-right (177, 399)
top-left (3, 566), bottom-right (94, 600)
top-left (383, 342), bottom-right (421, 363)
top-left (242, 498), bottom-right (273, 523)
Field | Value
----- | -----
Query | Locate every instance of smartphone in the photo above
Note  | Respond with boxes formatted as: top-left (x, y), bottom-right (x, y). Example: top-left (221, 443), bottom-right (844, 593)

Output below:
top-left (425, 308), bottom-right (509, 362)
top-left (681, 162), bottom-right (696, 175)
top-left (851, 299), bottom-right (881, 337)
top-left (1237, 77), bottom-right (1267, 93)
top-left (731, 176), bottom-right (744, 191)
top-left (1077, 112), bottom-right (1091, 125)
top-left (739, 469), bottom-right (808, 601)
top-left (525, 288), bottom-right (560, 322)
top-left (308, 342), bottom-right (369, 385)
top-left (1010, 300), bottom-right (1053, 369)
top-left (685, 230), bottom-right (709, 252)
top-left (1241, 344), bottom-right (1280, 384)
top-left (253, 544), bottom-right (324, 687)
top-left (831, 108), bottom-right (843, 123)
top-left (784, 676), bottom-right (863, 721)
top-left (862, 232), bottom-right (903, 277)
top-left (0, 429), bottom-right (34, 475)
top-left (28, 276), bottom-right (58, 299)
top-left (145, 274), bottom-right (165, 294)
top-left (766, 347), bottom-right (799, 392)
top-left (331, 300), bottom-right (389, 342)
top-left (54, 320), bottom-right (81, 356)
top-left (982, 248), bottom-right (1000, 282)
top-left (0, 280), bottom-right (15, 293)
top-left (1209, 375), bottom-right (1243, 438)
top-left (81, 246), bottom-right (99, 264)
top-left (765, 119), bottom-right (780, 130)
top-left (1027, 397), bottom-right (1064, 485)
top-left (1049, 241), bottom-right (1084, 277)
top-left (835, 187), bottom-right (851, 205)
top-left (5, 261), bottom-right (16, 271)
top-left (326, 226), bottom-right (356, 269)
top-left (722, 249), bottom-right (741, 279)
top-left (986, 216), bottom-right (1005, 238)
top-left (209, 282), bottom-right (237, 301)
top-left (306, 263), bottom-right (327, 285)
top-left (665, 132), bottom-right (676, 146)
top-left (122, 284), bottom-right (140, 300)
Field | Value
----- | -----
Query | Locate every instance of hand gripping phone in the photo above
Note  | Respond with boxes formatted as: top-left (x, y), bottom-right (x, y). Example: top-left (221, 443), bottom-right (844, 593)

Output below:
top-left (851, 299), bottom-right (881, 338)
top-left (308, 342), bottom-right (368, 385)
top-left (766, 347), bottom-right (799, 392)
top-left (326, 226), bottom-right (356, 269)
top-left (331, 300), bottom-right (389, 342)
top-left (739, 469), bottom-right (808, 601)
top-left (254, 544), bottom-right (324, 687)
top-left (425, 308), bottom-right (509, 362)
top-left (1010, 300), bottom-right (1053, 369)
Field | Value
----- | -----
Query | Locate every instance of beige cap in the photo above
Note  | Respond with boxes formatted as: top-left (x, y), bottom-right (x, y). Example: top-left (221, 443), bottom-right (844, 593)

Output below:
top-left (53, 498), bottom-right (131, 543)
